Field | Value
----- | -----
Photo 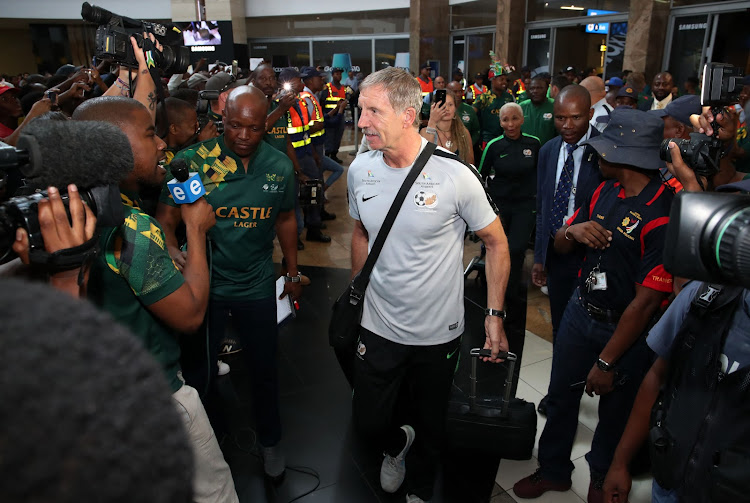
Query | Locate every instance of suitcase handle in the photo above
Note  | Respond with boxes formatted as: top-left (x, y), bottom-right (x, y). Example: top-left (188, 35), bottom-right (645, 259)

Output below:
top-left (468, 348), bottom-right (517, 417)
top-left (469, 348), bottom-right (516, 361)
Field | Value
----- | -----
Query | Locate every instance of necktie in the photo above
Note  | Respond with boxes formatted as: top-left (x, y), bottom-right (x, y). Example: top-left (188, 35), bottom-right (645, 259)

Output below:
top-left (549, 143), bottom-right (579, 236)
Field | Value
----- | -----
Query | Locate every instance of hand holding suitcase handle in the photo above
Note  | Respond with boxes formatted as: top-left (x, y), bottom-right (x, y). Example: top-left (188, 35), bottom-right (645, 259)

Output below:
top-left (470, 348), bottom-right (516, 361)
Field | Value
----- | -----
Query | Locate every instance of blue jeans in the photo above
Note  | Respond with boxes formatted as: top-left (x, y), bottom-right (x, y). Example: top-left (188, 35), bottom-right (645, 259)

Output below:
top-left (316, 144), bottom-right (344, 187)
top-left (652, 480), bottom-right (681, 503)
top-left (537, 291), bottom-right (653, 482)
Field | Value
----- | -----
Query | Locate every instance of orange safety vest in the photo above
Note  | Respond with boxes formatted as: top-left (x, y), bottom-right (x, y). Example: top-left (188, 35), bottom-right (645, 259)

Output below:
top-left (287, 98), bottom-right (312, 150)
top-left (418, 76), bottom-right (434, 97)
top-left (323, 82), bottom-right (347, 110)
top-left (300, 90), bottom-right (325, 140)
top-left (469, 83), bottom-right (487, 99)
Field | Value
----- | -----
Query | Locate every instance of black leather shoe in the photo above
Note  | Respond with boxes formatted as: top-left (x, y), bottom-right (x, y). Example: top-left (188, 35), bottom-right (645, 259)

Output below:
top-left (537, 395), bottom-right (549, 416)
top-left (306, 228), bottom-right (331, 243)
top-left (297, 238), bottom-right (305, 250)
top-left (321, 209), bottom-right (337, 221)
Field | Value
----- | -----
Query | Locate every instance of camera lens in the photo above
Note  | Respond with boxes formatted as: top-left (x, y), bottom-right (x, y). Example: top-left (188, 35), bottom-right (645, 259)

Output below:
top-left (659, 138), bottom-right (688, 163)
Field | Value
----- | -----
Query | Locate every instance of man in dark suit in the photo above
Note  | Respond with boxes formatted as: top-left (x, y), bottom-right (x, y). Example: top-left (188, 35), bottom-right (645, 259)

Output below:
top-left (638, 72), bottom-right (674, 111)
top-left (532, 85), bottom-right (603, 413)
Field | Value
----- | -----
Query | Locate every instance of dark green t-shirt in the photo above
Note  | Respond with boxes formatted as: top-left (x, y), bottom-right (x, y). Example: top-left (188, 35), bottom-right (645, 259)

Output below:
top-left (161, 136), bottom-right (295, 300)
top-left (264, 100), bottom-right (288, 153)
top-left (88, 192), bottom-right (185, 393)
top-left (474, 91), bottom-right (515, 143)
top-left (458, 102), bottom-right (481, 147)
top-left (479, 133), bottom-right (541, 202)
top-left (519, 98), bottom-right (557, 147)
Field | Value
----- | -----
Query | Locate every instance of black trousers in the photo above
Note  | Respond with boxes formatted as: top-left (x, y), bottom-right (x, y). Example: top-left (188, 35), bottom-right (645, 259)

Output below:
top-left (494, 197), bottom-right (536, 304)
top-left (352, 327), bottom-right (461, 500)
top-left (545, 238), bottom-right (584, 342)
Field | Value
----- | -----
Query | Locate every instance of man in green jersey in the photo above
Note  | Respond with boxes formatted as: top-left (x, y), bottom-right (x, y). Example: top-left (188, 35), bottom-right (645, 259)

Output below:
top-left (156, 86), bottom-right (301, 482)
top-left (519, 76), bottom-right (558, 147)
top-left (76, 96), bottom-right (239, 503)
top-left (474, 70), bottom-right (515, 148)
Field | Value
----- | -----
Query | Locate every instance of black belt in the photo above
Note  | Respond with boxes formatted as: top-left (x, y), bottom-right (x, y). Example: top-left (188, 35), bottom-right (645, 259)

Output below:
top-left (577, 292), bottom-right (621, 324)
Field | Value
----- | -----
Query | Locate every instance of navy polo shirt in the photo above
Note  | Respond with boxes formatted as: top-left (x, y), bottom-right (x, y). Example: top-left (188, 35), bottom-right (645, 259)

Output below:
top-left (567, 176), bottom-right (674, 313)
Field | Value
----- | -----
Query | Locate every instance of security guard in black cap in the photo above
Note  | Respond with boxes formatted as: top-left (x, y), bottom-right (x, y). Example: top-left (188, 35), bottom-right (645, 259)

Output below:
top-left (514, 109), bottom-right (675, 501)
top-left (320, 67), bottom-right (349, 163)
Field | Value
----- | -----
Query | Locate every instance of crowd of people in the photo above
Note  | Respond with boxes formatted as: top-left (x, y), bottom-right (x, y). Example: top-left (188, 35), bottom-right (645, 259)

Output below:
top-left (2, 31), bottom-right (750, 503)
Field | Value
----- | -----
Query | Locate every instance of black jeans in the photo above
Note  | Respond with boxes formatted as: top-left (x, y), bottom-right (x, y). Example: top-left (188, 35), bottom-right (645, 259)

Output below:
top-left (352, 327), bottom-right (461, 500)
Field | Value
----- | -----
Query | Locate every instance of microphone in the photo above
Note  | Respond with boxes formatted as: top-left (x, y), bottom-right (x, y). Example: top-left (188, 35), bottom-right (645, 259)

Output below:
top-left (13, 120), bottom-right (134, 190)
top-left (167, 158), bottom-right (205, 204)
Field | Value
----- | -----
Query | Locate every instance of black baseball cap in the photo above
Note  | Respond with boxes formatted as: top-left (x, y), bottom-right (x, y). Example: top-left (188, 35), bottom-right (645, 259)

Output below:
top-left (582, 108), bottom-right (664, 170)
top-left (300, 66), bottom-right (323, 79)
top-left (278, 67), bottom-right (301, 83)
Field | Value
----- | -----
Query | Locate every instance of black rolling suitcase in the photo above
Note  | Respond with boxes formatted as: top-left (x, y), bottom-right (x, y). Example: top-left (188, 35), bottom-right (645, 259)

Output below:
top-left (445, 348), bottom-right (537, 460)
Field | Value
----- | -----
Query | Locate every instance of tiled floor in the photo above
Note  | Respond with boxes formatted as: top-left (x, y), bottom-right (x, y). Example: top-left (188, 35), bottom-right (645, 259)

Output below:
top-left (222, 131), bottom-right (656, 502)
top-left (496, 331), bottom-right (654, 503)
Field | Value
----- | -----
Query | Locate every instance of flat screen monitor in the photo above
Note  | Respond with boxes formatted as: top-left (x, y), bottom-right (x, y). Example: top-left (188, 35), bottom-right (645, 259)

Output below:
top-left (182, 21), bottom-right (222, 46)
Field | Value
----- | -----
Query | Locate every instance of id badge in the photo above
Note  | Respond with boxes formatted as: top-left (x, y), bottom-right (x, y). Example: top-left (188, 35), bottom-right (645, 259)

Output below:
top-left (592, 271), bottom-right (608, 291)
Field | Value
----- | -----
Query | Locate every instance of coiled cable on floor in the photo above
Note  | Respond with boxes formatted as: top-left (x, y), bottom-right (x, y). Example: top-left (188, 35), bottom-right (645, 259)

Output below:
top-left (230, 426), bottom-right (321, 503)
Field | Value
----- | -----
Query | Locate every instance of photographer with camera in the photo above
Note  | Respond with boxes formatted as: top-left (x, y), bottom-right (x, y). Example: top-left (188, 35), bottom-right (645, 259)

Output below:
top-left (72, 96), bottom-right (239, 503)
top-left (103, 33), bottom-right (161, 121)
top-left (604, 75), bottom-right (750, 503)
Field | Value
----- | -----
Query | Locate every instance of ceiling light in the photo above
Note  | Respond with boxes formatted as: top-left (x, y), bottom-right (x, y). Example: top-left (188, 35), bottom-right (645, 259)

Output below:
top-left (560, 5), bottom-right (585, 10)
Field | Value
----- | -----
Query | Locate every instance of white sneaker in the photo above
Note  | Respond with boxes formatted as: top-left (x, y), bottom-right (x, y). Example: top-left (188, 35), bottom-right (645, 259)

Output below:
top-left (217, 360), bottom-right (230, 376)
top-left (380, 425), bottom-right (416, 493)
top-left (540, 285), bottom-right (549, 296)
top-left (406, 495), bottom-right (427, 503)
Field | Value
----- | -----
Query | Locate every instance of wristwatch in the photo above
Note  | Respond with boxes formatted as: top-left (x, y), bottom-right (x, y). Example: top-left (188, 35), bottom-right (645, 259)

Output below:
top-left (485, 308), bottom-right (506, 319)
top-left (597, 357), bottom-right (614, 372)
top-left (284, 273), bottom-right (302, 283)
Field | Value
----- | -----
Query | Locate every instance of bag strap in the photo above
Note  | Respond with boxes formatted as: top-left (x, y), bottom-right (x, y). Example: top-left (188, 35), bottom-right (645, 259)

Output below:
top-left (352, 142), bottom-right (437, 294)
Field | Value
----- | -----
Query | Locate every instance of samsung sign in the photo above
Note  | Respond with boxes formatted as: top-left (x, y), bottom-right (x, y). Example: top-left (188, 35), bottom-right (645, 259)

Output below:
top-left (585, 9), bottom-right (617, 34)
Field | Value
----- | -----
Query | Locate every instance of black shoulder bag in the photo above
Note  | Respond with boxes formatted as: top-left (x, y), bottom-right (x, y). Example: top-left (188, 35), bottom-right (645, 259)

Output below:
top-left (329, 142), bottom-right (437, 385)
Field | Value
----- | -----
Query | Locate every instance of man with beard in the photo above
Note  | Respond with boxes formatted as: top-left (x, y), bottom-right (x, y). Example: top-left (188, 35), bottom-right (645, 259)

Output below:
top-left (639, 72), bottom-right (674, 111)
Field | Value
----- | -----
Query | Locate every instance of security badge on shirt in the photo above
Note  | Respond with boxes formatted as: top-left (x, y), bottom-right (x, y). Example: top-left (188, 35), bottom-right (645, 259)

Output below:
top-left (584, 210), bottom-right (643, 292)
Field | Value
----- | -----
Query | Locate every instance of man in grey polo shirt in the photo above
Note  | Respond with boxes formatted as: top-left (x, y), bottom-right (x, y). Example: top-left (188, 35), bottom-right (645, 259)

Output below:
top-left (349, 67), bottom-right (511, 503)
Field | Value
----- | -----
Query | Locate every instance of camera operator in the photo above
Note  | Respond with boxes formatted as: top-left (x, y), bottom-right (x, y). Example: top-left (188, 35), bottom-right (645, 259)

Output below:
top-left (104, 32), bottom-right (161, 122)
top-left (72, 96), bottom-right (239, 503)
top-left (8, 184), bottom-right (96, 298)
top-left (603, 104), bottom-right (750, 503)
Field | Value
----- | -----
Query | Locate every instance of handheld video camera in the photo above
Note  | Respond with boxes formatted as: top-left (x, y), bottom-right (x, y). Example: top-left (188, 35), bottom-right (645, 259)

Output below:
top-left (197, 90), bottom-right (224, 135)
top-left (81, 2), bottom-right (190, 74)
top-left (659, 63), bottom-right (744, 177)
top-left (663, 63), bottom-right (749, 288)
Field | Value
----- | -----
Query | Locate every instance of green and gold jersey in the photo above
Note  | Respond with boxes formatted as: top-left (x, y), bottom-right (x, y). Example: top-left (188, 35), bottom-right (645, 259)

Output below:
top-left (161, 136), bottom-right (295, 300)
top-left (475, 90), bottom-right (515, 142)
top-left (88, 192), bottom-right (185, 393)
top-left (264, 100), bottom-right (289, 153)
top-left (519, 98), bottom-right (557, 147)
